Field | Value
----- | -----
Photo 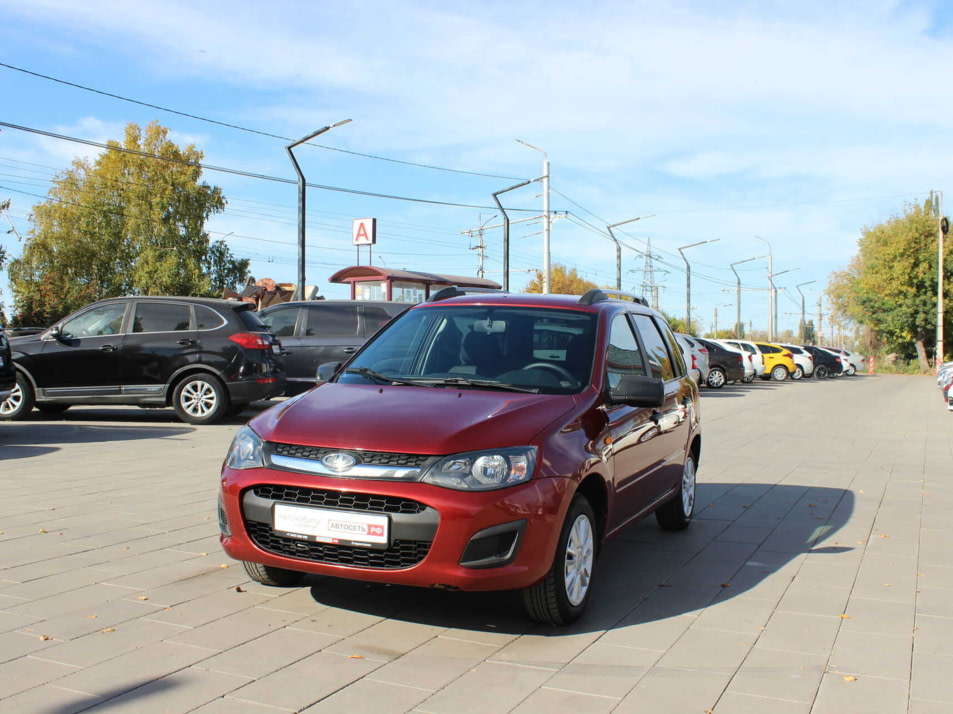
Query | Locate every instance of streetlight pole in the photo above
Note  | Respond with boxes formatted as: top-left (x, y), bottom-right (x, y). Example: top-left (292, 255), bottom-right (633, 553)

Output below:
top-left (286, 119), bottom-right (352, 301)
top-left (730, 255), bottom-right (766, 339)
top-left (516, 140), bottom-right (550, 293)
top-left (607, 216), bottom-right (654, 290)
top-left (768, 268), bottom-right (797, 340)
top-left (678, 239), bottom-right (720, 335)
top-left (754, 236), bottom-right (773, 340)
top-left (795, 280), bottom-right (816, 342)
top-left (492, 179), bottom-right (535, 291)
top-left (937, 192), bottom-right (946, 369)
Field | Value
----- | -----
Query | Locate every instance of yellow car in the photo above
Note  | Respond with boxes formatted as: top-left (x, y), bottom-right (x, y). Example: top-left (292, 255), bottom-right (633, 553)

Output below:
top-left (754, 342), bottom-right (797, 381)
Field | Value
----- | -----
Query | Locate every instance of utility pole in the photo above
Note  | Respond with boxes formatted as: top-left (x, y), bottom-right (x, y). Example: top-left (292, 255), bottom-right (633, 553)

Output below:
top-left (817, 296), bottom-right (823, 345)
top-left (796, 281), bottom-right (816, 343)
top-left (731, 255), bottom-right (766, 339)
top-left (461, 213), bottom-right (496, 279)
top-left (678, 239), bottom-right (720, 335)
top-left (516, 140), bottom-right (550, 293)
top-left (936, 191), bottom-right (946, 369)
top-left (607, 215), bottom-right (653, 291)
top-left (755, 236), bottom-right (773, 340)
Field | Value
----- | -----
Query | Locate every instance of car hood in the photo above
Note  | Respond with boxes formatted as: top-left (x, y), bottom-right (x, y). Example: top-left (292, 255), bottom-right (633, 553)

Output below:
top-left (250, 383), bottom-right (580, 454)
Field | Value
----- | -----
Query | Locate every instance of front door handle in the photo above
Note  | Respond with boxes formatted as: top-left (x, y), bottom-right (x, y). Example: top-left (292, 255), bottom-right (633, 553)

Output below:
top-left (178, 339), bottom-right (196, 346)
top-left (342, 347), bottom-right (357, 354)
top-left (99, 344), bottom-right (117, 352)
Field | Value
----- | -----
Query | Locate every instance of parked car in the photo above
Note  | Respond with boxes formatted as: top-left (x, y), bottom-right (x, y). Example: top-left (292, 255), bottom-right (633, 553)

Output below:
top-left (777, 343), bottom-right (814, 380)
top-left (676, 334), bottom-right (710, 386)
top-left (801, 345), bottom-right (844, 379)
top-left (694, 337), bottom-right (746, 388)
top-left (259, 300), bottom-right (411, 395)
top-left (0, 328), bottom-right (15, 403)
top-left (0, 296), bottom-right (286, 424)
top-left (718, 339), bottom-right (765, 380)
top-left (822, 347), bottom-right (864, 376)
top-left (752, 342), bottom-right (795, 381)
top-left (219, 287), bottom-right (702, 625)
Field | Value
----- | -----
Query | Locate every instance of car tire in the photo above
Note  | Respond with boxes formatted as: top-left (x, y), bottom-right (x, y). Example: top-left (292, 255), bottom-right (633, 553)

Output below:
top-left (771, 365), bottom-right (789, 381)
top-left (814, 365), bottom-right (830, 379)
top-left (742, 372), bottom-right (754, 384)
top-left (792, 366), bottom-right (804, 380)
top-left (655, 454), bottom-right (696, 531)
top-left (705, 367), bottom-right (727, 389)
top-left (0, 373), bottom-right (35, 420)
top-left (173, 373), bottom-right (229, 425)
top-left (36, 404), bottom-right (71, 415)
top-left (846, 364), bottom-right (856, 376)
top-left (522, 494), bottom-right (596, 625)
top-left (241, 561), bottom-right (305, 587)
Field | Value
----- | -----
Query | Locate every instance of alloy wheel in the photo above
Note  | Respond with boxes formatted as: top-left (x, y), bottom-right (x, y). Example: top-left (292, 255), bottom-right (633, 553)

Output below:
top-left (563, 514), bottom-right (594, 607)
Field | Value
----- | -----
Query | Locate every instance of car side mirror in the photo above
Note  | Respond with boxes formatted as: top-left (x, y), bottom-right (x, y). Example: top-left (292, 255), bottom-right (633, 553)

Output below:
top-left (45, 325), bottom-right (66, 342)
top-left (316, 361), bottom-right (343, 383)
top-left (608, 374), bottom-right (665, 408)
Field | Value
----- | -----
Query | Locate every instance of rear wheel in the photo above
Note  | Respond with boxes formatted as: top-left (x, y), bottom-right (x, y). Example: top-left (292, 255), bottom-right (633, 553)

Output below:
top-left (792, 366), bottom-right (804, 380)
top-left (173, 374), bottom-right (229, 425)
top-left (814, 364), bottom-right (830, 379)
top-left (846, 364), bottom-right (856, 376)
top-left (705, 367), bottom-right (727, 389)
top-left (770, 365), bottom-right (789, 381)
top-left (523, 494), bottom-right (596, 625)
top-left (241, 561), bottom-right (305, 587)
top-left (0, 373), bottom-right (35, 421)
top-left (656, 454), bottom-right (696, 531)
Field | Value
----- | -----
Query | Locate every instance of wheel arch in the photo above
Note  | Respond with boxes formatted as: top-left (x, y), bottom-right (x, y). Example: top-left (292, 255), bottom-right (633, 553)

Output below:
top-left (165, 365), bottom-right (227, 406)
top-left (575, 473), bottom-right (608, 549)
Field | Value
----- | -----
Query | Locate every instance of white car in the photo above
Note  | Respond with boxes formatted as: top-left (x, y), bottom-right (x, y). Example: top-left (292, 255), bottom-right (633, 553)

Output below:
top-left (676, 334), bottom-right (710, 386)
top-left (717, 339), bottom-right (765, 380)
top-left (825, 348), bottom-right (865, 376)
top-left (777, 343), bottom-right (815, 380)
top-left (675, 333), bottom-right (706, 385)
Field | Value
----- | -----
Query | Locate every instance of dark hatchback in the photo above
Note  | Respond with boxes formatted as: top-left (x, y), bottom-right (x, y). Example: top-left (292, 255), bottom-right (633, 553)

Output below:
top-left (801, 345), bottom-right (844, 379)
top-left (0, 328), bottom-right (14, 403)
top-left (1, 296), bottom-right (286, 424)
top-left (694, 337), bottom-right (746, 388)
top-left (259, 300), bottom-right (411, 394)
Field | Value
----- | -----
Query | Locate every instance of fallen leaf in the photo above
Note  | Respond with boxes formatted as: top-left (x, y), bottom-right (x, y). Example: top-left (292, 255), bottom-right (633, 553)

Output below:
top-left (917, 573), bottom-right (926, 577)
top-left (720, 583), bottom-right (731, 588)
top-left (219, 564), bottom-right (229, 569)
top-left (741, 505), bottom-right (749, 509)
top-left (85, 615), bottom-right (98, 619)
top-left (136, 596), bottom-right (149, 601)
top-left (39, 635), bottom-right (51, 641)
top-left (200, 552), bottom-right (208, 557)
top-left (235, 586), bottom-right (245, 593)
top-left (101, 628), bottom-right (115, 633)
top-left (881, 534), bottom-right (890, 539)
top-left (809, 503), bottom-right (817, 507)
top-left (349, 654), bottom-right (364, 659)
top-left (839, 614), bottom-right (851, 619)
top-left (843, 675), bottom-right (857, 682)
top-left (38, 529), bottom-right (47, 534)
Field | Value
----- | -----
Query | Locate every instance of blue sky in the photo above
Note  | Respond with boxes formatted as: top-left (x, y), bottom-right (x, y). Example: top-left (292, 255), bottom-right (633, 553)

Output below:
top-left (1, 0), bottom-right (951, 338)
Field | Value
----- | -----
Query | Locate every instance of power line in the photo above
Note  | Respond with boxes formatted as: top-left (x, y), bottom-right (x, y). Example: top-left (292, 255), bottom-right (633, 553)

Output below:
top-left (0, 61), bottom-right (526, 181)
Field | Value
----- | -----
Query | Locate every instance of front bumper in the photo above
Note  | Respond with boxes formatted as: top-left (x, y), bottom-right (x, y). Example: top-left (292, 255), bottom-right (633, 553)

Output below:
top-left (219, 465), bottom-right (572, 592)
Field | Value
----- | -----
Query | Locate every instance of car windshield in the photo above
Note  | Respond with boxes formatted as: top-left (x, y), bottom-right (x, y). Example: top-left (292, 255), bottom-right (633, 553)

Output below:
top-left (336, 305), bottom-right (598, 394)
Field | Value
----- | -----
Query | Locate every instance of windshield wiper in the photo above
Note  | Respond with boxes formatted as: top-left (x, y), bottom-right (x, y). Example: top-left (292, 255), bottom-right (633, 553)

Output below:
top-left (425, 377), bottom-right (539, 393)
top-left (344, 367), bottom-right (430, 387)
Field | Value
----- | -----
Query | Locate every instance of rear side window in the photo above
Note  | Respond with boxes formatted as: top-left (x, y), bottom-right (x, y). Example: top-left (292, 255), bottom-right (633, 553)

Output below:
top-left (758, 344), bottom-right (781, 354)
top-left (606, 314), bottom-right (647, 388)
top-left (306, 306), bottom-right (360, 337)
top-left (363, 307), bottom-right (398, 336)
top-left (132, 303), bottom-right (190, 333)
top-left (630, 314), bottom-right (677, 381)
top-left (195, 306), bottom-right (226, 330)
top-left (261, 307), bottom-right (299, 337)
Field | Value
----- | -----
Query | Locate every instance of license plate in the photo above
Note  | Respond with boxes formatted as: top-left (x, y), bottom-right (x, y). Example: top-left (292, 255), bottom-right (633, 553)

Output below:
top-left (273, 503), bottom-right (389, 548)
top-left (272, 344), bottom-right (281, 354)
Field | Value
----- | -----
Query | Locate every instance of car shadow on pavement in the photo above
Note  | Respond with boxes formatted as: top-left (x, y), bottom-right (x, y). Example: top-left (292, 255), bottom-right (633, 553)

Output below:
top-left (297, 483), bottom-right (853, 636)
top-left (0, 422), bottom-right (196, 460)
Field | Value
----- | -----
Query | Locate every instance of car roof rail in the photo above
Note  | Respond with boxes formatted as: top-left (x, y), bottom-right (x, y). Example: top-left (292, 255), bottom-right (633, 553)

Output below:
top-left (577, 288), bottom-right (649, 307)
top-left (426, 286), bottom-right (503, 302)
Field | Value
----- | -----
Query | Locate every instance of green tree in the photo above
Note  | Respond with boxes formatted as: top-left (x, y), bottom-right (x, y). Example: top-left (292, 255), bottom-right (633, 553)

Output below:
top-left (828, 201), bottom-right (951, 370)
top-left (524, 263), bottom-right (598, 294)
top-left (9, 121), bottom-right (248, 325)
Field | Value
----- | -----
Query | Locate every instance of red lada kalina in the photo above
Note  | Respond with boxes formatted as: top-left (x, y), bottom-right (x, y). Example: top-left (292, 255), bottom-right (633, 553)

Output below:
top-left (219, 288), bottom-right (701, 624)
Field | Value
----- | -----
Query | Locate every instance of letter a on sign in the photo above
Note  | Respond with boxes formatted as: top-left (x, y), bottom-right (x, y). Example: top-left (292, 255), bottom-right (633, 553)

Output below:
top-left (352, 218), bottom-right (377, 246)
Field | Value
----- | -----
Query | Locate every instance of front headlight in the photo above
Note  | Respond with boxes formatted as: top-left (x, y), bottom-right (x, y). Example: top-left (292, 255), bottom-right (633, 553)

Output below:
top-left (420, 447), bottom-right (537, 491)
top-left (225, 426), bottom-right (264, 469)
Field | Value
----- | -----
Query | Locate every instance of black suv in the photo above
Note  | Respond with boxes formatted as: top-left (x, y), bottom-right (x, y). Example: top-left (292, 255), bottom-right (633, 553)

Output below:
top-left (0, 328), bottom-right (14, 404)
top-left (259, 300), bottom-right (410, 394)
top-left (1, 296), bottom-right (286, 424)
top-left (694, 337), bottom-right (746, 388)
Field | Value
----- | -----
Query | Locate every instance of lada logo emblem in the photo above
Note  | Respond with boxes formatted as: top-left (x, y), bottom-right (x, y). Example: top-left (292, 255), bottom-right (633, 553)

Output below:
top-left (321, 452), bottom-right (357, 472)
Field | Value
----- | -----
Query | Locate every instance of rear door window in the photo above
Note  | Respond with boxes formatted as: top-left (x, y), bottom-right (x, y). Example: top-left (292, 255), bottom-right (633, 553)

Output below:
top-left (305, 305), bottom-right (360, 337)
top-left (132, 302), bottom-right (191, 333)
top-left (261, 307), bottom-right (299, 337)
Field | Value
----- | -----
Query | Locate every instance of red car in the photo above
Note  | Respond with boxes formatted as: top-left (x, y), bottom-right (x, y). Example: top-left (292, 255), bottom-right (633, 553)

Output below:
top-left (219, 288), bottom-right (701, 624)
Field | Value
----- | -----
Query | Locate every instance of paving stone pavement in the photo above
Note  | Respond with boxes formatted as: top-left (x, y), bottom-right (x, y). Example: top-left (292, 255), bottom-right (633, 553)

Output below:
top-left (0, 374), bottom-right (950, 713)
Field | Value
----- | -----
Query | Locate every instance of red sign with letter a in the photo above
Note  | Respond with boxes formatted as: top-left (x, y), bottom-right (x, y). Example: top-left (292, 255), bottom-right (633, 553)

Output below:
top-left (353, 218), bottom-right (377, 246)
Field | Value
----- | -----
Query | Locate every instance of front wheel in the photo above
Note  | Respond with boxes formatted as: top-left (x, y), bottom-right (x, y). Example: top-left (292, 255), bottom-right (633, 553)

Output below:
top-left (705, 367), bottom-right (727, 389)
top-left (771, 365), bottom-right (789, 381)
top-left (0, 373), bottom-right (35, 421)
top-left (814, 364), bottom-right (830, 379)
top-left (846, 364), bottom-right (856, 376)
top-left (656, 454), bottom-right (696, 531)
top-left (523, 494), bottom-right (596, 625)
top-left (173, 374), bottom-right (229, 425)
top-left (242, 561), bottom-right (305, 587)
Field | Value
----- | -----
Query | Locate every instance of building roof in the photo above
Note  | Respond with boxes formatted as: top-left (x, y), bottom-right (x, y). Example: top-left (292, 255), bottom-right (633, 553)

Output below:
top-left (329, 266), bottom-right (501, 289)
